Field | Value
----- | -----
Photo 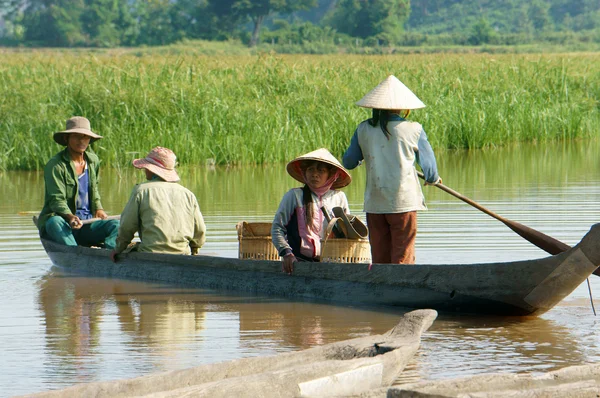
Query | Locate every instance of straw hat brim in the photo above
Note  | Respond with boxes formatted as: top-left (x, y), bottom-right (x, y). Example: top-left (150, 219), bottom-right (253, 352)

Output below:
top-left (332, 207), bottom-right (368, 239)
top-left (53, 128), bottom-right (103, 145)
top-left (132, 158), bottom-right (180, 182)
top-left (286, 149), bottom-right (351, 189)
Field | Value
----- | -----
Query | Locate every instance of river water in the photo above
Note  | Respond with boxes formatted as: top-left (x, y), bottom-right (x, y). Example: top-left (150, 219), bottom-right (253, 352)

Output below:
top-left (1, 140), bottom-right (599, 397)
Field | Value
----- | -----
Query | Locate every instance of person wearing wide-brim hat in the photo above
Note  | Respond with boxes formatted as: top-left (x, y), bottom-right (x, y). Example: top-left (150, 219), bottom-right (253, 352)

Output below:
top-left (110, 147), bottom-right (206, 260)
top-left (342, 75), bottom-right (442, 265)
top-left (37, 116), bottom-right (119, 249)
top-left (272, 148), bottom-right (352, 274)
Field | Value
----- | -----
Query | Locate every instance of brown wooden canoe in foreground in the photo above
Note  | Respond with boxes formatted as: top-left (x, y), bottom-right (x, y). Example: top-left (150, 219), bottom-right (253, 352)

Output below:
top-left (38, 223), bottom-right (600, 316)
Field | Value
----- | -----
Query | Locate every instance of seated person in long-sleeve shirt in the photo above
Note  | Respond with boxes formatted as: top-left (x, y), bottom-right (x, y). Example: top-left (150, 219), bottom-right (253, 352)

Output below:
top-left (272, 148), bottom-right (352, 274)
top-left (110, 147), bottom-right (206, 260)
top-left (38, 116), bottom-right (119, 249)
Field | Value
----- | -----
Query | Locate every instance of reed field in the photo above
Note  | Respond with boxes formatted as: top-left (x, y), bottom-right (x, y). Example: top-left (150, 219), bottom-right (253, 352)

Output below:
top-left (0, 50), bottom-right (598, 170)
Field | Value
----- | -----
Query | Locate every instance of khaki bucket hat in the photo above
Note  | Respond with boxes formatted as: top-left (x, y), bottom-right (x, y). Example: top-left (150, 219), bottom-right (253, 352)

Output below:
top-left (356, 75), bottom-right (425, 110)
top-left (286, 148), bottom-right (351, 189)
top-left (132, 147), bottom-right (180, 182)
top-left (53, 116), bottom-right (103, 145)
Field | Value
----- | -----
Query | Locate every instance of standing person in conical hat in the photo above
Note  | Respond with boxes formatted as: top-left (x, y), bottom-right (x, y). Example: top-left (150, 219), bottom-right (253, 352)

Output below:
top-left (37, 116), bottom-right (120, 249)
top-left (342, 75), bottom-right (442, 265)
top-left (272, 148), bottom-right (352, 274)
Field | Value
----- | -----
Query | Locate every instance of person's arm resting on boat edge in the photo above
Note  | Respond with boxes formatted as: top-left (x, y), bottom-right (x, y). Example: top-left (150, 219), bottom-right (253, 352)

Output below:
top-left (190, 203), bottom-right (206, 255)
top-left (271, 190), bottom-right (297, 273)
top-left (110, 189), bottom-right (140, 261)
top-left (342, 129), bottom-right (363, 170)
top-left (416, 129), bottom-right (441, 185)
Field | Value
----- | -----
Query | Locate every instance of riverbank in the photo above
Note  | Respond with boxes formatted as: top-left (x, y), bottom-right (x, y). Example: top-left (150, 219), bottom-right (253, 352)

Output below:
top-left (1, 52), bottom-right (599, 170)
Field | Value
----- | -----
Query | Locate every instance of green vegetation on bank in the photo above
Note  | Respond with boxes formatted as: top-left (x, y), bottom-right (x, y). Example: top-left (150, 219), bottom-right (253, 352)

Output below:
top-left (1, 0), bottom-right (599, 51)
top-left (0, 51), bottom-right (599, 171)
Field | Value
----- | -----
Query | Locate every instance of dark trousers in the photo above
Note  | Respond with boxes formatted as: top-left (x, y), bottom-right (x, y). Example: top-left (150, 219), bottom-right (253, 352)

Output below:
top-left (42, 215), bottom-right (119, 249)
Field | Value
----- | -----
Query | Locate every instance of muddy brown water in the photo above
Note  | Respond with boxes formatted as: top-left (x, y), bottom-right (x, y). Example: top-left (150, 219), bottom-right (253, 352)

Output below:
top-left (1, 140), bottom-right (599, 396)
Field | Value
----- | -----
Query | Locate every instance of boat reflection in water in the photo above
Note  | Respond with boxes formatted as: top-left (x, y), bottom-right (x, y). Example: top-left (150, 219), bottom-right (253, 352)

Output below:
top-left (36, 270), bottom-right (410, 385)
top-left (38, 273), bottom-right (209, 376)
top-left (37, 268), bottom-right (589, 389)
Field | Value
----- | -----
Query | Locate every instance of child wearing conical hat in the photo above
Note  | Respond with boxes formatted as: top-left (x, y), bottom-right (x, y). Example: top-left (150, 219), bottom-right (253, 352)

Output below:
top-left (342, 75), bottom-right (441, 265)
top-left (272, 148), bottom-right (352, 274)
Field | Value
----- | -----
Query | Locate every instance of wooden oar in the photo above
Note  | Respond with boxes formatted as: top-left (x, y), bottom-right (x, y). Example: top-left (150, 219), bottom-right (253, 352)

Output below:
top-left (80, 215), bottom-right (120, 225)
top-left (417, 171), bottom-right (572, 255)
top-left (31, 214), bottom-right (120, 228)
top-left (18, 211), bottom-right (40, 215)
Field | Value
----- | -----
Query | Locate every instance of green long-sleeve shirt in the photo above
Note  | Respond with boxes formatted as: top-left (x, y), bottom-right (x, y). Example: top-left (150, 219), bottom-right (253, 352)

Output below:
top-left (114, 180), bottom-right (206, 255)
top-left (38, 148), bottom-right (103, 232)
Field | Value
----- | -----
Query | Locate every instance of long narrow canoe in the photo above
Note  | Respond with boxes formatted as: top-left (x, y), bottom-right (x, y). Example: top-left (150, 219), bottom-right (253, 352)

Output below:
top-left (38, 223), bottom-right (600, 316)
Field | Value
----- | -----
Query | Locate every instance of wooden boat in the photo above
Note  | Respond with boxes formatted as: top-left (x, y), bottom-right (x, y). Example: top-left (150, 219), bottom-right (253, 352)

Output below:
top-left (28, 309), bottom-right (437, 398)
top-left (38, 223), bottom-right (600, 316)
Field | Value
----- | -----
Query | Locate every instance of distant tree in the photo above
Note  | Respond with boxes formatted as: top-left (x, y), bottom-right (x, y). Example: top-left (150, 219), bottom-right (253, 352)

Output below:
top-left (21, 0), bottom-right (86, 46)
top-left (515, 5), bottom-right (534, 35)
top-left (0, 0), bottom-right (18, 15)
top-left (0, 0), bottom-right (17, 38)
top-left (113, 0), bottom-right (138, 45)
top-left (293, 0), bottom-right (335, 24)
top-left (409, 0), bottom-right (458, 23)
top-left (231, 0), bottom-right (317, 47)
top-left (550, 0), bottom-right (600, 25)
top-left (132, 0), bottom-right (182, 45)
top-left (561, 13), bottom-right (574, 30)
top-left (2, 0), bottom-right (135, 46)
top-left (469, 17), bottom-right (494, 45)
top-left (199, 0), bottom-right (245, 40)
top-left (326, 0), bottom-right (410, 42)
top-left (528, 0), bottom-right (552, 32)
top-left (81, 0), bottom-right (121, 46)
top-left (556, 0), bottom-right (600, 31)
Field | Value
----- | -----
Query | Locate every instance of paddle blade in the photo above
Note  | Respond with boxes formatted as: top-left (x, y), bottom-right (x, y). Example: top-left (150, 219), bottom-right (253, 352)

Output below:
top-left (504, 219), bottom-right (571, 255)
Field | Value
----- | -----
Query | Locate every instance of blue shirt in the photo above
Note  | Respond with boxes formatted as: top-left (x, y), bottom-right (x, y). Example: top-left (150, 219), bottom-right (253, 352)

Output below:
top-left (76, 167), bottom-right (92, 220)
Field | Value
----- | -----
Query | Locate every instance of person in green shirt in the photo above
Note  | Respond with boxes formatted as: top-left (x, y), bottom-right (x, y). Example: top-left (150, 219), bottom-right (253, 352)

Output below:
top-left (110, 146), bottom-right (206, 260)
top-left (37, 116), bottom-right (119, 248)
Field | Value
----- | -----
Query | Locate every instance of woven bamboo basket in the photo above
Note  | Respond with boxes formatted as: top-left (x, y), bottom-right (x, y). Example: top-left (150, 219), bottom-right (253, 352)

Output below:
top-left (320, 217), bottom-right (371, 263)
top-left (236, 220), bottom-right (371, 263)
top-left (236, 221), bottom-right (279, 260)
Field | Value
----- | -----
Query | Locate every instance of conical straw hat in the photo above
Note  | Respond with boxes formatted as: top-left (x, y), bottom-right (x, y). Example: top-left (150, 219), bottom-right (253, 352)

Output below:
top-left (286, 148), bottom-right (351, 189)
top-left (356, 75), bottom-right (425, 110)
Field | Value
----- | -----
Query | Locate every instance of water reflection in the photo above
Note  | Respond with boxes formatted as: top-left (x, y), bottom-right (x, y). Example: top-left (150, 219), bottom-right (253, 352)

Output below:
top-left (396, 315), bottom-right (587, 384)
top-left (36, 270), bottom-right (410, 385)
top-left (38, 273), bottom-right (208, 370)
top-left (37, 268), bottom-right (591, 390)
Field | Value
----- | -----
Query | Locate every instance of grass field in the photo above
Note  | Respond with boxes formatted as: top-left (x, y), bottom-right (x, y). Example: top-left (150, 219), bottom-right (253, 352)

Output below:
top-left (0, 50), bottom-right (598, 170)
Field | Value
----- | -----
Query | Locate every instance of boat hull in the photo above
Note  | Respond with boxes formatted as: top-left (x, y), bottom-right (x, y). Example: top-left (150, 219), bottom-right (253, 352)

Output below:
top-left (40, 223), bottom-right (600, 316)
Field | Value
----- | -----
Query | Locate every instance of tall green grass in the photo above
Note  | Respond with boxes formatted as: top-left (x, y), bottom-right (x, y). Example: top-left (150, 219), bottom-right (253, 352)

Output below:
top-left (0, 51), bottom-right (598, 170)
